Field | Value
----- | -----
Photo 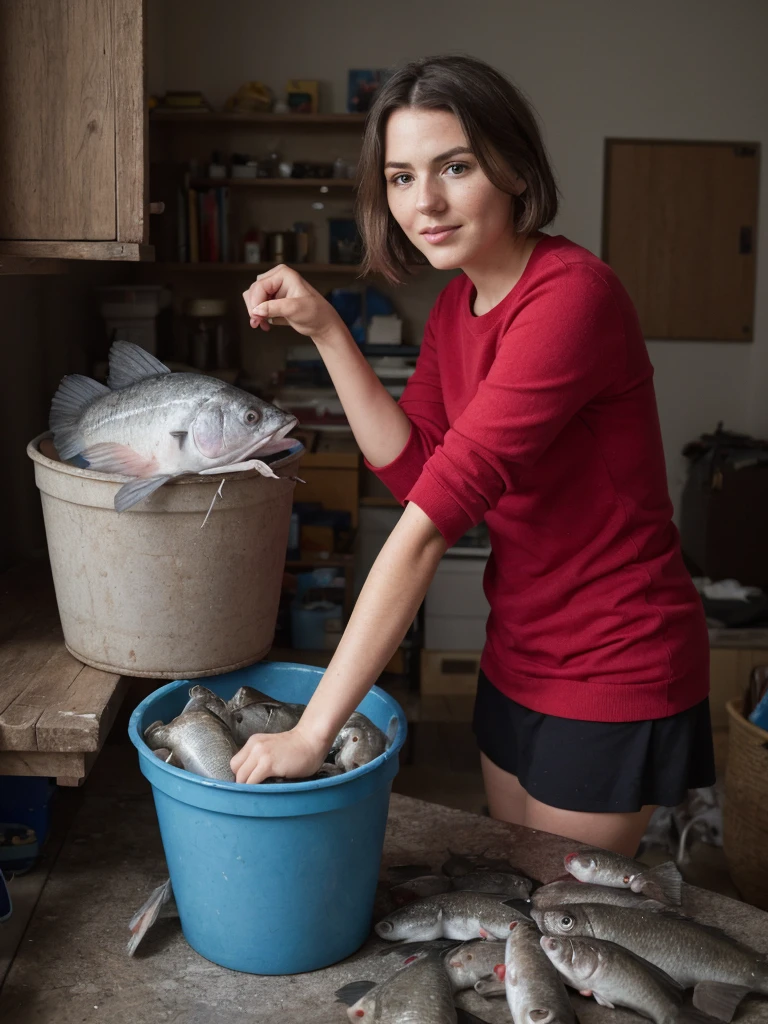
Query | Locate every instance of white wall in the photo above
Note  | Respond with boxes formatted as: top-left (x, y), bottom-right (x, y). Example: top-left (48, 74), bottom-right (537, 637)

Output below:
top-left (150, 0), bottom-right (768, 515)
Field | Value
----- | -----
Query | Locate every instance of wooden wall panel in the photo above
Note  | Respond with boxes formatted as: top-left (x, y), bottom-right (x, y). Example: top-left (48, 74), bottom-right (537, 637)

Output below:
top-left (603, 140), bottom-right (759, 341)
top-left (0, 0), bottom-right (116, 240)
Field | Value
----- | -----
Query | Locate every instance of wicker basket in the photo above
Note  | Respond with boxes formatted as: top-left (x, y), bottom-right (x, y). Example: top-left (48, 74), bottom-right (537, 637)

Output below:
top-left (723, 699), bottom-right (768, 910)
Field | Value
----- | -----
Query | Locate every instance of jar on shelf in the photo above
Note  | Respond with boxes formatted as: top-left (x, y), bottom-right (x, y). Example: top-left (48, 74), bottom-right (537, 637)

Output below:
top-left (183, 298), bottom-right (233, 371)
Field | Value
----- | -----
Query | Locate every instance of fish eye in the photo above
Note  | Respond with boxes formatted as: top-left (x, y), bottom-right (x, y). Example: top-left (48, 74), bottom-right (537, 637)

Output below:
top-left (352, 735), bottom-right (359, 742)
top-left (244, 409), bottom-right (260, 425)
top-left (559, 915), bottom-right (574, 931)
top-left (467, 953), bottom-right (473, 961)
top-left (622, 874), bottom-right (631, 884)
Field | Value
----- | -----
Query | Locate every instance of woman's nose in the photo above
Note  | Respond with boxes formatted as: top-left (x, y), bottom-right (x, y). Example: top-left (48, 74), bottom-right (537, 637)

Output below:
top-left (414, 179), bottom-right (447, 215)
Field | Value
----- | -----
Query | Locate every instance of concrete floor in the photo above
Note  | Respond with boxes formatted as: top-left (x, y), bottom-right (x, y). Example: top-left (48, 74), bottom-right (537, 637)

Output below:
top-left (0, 679), bottom-right (758, 1022)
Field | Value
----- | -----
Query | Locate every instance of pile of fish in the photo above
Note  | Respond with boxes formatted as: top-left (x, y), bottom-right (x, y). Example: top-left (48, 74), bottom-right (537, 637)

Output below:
top-left (143, 683), bottom-right (397, 783)
top-left (49, 340), bottom-right (299, 512)
top-left (333, 848), bottom-right (768, 1024)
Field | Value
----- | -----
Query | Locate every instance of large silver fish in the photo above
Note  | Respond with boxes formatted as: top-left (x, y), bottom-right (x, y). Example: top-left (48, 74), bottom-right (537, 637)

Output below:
top-left (563, 848), bottom-right (682, 905)
top-left (504, 921), bottom-right (577, 1024)
top-left (375, 892), bottom-right (529, 942)
top-left (144, 707), bottom-right (238, 781)
top-left (540, 934), bottom-right (699, 1024)
top-left (533, 903), bottom-right (767, 1020)
top-left (49, 341), bottom-right (298, 512)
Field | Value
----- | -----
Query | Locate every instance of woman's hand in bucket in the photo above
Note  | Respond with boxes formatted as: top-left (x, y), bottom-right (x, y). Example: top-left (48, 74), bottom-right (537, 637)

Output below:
top-left (242, 265), bottom-right (344, 345)
top-left (231, 727), bottom-right (326, 785)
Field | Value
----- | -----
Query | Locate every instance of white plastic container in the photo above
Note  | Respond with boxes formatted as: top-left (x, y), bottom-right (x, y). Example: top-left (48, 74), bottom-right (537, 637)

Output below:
top-left (27, 434), bottom-right (301, 678)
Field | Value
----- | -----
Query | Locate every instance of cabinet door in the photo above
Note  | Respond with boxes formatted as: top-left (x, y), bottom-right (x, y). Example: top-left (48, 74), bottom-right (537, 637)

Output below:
top-left (0, 0), bottom-right (149, 261)
top-left (603, 140), bottom-right (760, 341)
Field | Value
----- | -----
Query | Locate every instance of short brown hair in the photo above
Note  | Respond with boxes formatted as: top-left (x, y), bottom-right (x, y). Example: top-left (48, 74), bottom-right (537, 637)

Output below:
top-left (356, 54), bottom-right (559, 283)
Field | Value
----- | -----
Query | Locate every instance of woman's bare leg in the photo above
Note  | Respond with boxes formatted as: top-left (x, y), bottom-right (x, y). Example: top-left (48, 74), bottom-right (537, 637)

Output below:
top-left (523, 793), bottom-right (656, 857)
top-left (480, 752), bottom-right (528, 826)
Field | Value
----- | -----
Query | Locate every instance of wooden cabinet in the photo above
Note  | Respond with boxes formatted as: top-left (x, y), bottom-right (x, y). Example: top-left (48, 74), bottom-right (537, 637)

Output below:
top-left (603, 140), bottom-right (760, 341)
top-left (0, 0), bottom-right (150, 263)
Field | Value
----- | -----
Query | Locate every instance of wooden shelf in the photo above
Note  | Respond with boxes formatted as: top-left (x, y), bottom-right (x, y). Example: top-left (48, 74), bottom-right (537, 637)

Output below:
top-left (0, 563), bottom-right (129, 786)
top-left (0, 241), bottom-right (153, 262)
top-left (151, 111), bottom-right (366, 128)
top-left (140, 262), bottom-right (363, 274)
top-left (190, 177), bottom-right (355, 189)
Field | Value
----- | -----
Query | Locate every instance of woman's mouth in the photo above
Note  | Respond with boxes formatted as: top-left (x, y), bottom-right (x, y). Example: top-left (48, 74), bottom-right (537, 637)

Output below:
top-left (420, 226), bottom-right (460, 244)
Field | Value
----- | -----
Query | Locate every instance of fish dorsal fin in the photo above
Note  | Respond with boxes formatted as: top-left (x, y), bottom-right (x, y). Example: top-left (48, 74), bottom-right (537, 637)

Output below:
top-left (107, 341), bottom-right (170, 390)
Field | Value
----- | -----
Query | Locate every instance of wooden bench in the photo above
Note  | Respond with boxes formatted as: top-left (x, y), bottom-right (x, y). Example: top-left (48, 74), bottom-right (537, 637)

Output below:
top-left (0, 563), bottom-right (129, 786)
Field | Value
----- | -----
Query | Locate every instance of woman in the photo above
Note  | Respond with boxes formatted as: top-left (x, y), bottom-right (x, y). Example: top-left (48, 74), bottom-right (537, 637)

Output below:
top-left (235, 54), bottom-right (714, 856)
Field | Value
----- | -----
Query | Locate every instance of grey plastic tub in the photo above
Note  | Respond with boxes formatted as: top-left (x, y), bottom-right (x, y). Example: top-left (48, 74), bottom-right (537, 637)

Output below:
top-left (27, 433), bottom-right (302, 678)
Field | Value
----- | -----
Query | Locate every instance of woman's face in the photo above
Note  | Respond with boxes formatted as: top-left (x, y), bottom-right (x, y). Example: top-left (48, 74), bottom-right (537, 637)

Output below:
top-left (383, 107), bottom-right (518, 272)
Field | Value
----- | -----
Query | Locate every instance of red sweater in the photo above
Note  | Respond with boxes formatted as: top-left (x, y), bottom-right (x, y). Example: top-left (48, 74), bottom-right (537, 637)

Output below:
top-left (368, 234), bottom-right (709, 722)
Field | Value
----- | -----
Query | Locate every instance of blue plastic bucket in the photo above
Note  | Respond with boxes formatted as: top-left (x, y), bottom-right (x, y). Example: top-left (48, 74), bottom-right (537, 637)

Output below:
top-left (128, 662), bottom-right (407, 974)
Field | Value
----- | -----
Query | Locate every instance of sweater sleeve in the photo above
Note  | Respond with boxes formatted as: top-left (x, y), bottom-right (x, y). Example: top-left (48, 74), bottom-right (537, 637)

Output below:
top-left (363, 305), bottom-right (450, 503)
top-left (407, 264), bottom-right (627, 546)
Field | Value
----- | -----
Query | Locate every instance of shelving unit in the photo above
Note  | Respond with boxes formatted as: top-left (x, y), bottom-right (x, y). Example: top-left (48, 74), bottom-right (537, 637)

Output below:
top-left (138, 262), bottom-right (363, 274)
top-left (189, 177), bottom-right (355, 190)
top-left (150, 112), bottom-right (366, 128)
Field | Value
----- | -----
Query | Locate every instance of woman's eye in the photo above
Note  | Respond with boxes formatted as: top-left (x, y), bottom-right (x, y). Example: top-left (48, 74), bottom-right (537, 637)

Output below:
top-left (446, 163), bottom-right (467, 175)
top-left (390, 173), bottom-right (412, 186)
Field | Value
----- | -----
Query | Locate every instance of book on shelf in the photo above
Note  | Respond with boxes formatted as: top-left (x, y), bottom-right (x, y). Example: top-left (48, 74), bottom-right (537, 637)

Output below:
top-left (178, 182), bottom-right (230, 264)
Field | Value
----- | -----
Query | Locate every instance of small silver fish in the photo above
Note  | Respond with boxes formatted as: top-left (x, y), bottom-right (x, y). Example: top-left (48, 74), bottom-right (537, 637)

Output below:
top-left (533, 903), bottom-right (766, 1019)
top-left (336, 950), bottom-right (459, 1024)
top-left (541, 934), bottom-right (699, 1024)
top-left (183, 684), bottom-right (235, 733)
top-left (504, 921), bottom-right (577, 1024)
top-left (144, 707), bottom-right (238, 781)
top-left (50, 341), bottom-right (298, 512)
top-left (375, 892), bottom-right (528, 942)
top-left (454, 871), bottom-right (533, 900)
top-left (390, 874), bottom-right (454, 906)
top-left (532, 879), bottom-right (667, 912)
top-left (563, 848), bottom-right (682, 904)
top-left (444, 939), bottom-right (507, 993)
top-left (226, 685), bottom-right (305, 745)
top-left (332, 712), bottom-right (396, 772)
top-left (442, 851), bottom-right (519, 878)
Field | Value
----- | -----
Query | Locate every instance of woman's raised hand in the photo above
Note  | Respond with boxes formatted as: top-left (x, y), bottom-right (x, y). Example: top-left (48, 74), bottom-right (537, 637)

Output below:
top-left (242, 264), bottom-right (344, 344)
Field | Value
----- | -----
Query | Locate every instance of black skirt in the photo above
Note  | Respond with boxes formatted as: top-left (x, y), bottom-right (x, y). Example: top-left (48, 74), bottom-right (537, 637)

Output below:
top-left (472, 669), bottom-right (716, 813)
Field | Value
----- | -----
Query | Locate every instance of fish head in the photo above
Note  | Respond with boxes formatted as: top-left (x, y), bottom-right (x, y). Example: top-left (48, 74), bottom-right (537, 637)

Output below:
top-left (563, 850), bottom-right (600, 883)
top-left (190, 387), bottom-right (298, 467)
top-left (534, 906), bottom-right (593, 938)
top-left (540, 934), bottom-right (597, 983)
top-left (374, 904), bottom-right (443, 942)
top-left (335, 721), bottom-right (385, 771)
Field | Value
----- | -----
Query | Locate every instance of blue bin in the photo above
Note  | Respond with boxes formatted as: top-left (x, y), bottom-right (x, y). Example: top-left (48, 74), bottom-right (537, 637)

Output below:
top-left (128, 662), bottom-right (407, 975)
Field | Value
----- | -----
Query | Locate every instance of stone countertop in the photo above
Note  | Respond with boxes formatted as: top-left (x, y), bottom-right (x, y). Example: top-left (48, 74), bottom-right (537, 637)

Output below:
top-left (1, 776), bottom-right (767, 1024)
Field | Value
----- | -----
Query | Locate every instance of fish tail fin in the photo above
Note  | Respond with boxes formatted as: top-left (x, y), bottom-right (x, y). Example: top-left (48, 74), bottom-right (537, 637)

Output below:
top-left (126, 878), bottom-right (173, 956)
top-left (143, 720), bottom-right (169, 750)
top-left (385, 715), bottom-right (399, 749)
top-left (502, 898), bottom-right (534, 919)
top-left (633, 861), bottom-right (683, 904)
top-left (108, 340), bottom-right (170, 390)
top-left (692, 981), bottom-right (752, 1022)
top-left (49, 374), bottom-right (110, 459)
top-left (456, 1010), bottom-right (493, 1023)
top-left (115, 475), bottom-right (173, 512)
top-left (334, 980), bottom-right (376, 1005)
